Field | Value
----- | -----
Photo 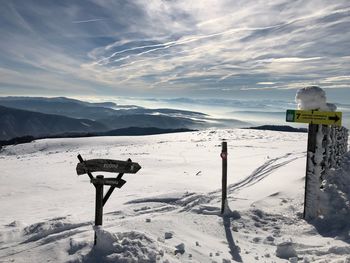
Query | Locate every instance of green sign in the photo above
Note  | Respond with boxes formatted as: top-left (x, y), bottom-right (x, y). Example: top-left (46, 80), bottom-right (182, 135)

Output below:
top-left (286, 109), bottom-right (342, 126)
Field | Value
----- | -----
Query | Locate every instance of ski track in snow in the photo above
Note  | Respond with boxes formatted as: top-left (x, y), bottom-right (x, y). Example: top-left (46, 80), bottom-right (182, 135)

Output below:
top-left (225, 152), bottom-right (306, 194)
top-left (119, 151), bottom-right (306, 220)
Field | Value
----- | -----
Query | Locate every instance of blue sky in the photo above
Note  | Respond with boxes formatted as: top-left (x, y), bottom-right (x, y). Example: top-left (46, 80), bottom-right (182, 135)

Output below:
top-left (0, 0), bottom-right (349, 102)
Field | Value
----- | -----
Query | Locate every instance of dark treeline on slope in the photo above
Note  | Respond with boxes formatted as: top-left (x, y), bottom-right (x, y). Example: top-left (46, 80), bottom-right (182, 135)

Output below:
top-left (0, 136), bottom-right (36, 148)
top-left (245, 125), bottom-right (308, 133)
top-left (0, 127), bottom-right (196, 149)
top-left (41, 127), bottom-right (196, 138)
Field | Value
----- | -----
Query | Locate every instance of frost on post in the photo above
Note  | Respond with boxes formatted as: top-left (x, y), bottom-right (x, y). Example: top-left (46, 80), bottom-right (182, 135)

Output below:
top-left (304, 124), bottom-right (324, 220)
top-left (296, 86), bottom-right (349, 220)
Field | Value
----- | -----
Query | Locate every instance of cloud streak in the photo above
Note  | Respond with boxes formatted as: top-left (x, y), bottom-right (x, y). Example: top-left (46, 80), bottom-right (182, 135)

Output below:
top-left (0, 0), bottom-right (349, 99)
top-left (72, 18), bottom-right (106, 24)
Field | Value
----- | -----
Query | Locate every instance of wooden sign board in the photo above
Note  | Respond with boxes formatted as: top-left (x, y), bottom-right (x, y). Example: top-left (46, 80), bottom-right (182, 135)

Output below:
top-left (91, 177), bottom-right (126, 188)
top-left (286, 109), bottom-right (342, 126)
top-left (76, 159), bottom-right (141, 175)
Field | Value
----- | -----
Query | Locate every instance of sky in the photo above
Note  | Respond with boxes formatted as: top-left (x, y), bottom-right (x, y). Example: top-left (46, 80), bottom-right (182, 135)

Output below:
top-left (0, 0), bottom-right (349, 102)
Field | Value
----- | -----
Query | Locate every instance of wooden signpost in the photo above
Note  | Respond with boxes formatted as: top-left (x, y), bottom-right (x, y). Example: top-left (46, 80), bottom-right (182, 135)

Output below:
top-left (76, 158), bottom-right (141, 175)
top-left (76, 154), bottom-right (141, 245)
top-left (285, 109), bottom-right (342, 220)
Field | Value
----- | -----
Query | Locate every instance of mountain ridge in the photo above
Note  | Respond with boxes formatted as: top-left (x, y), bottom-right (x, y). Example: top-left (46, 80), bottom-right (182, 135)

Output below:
top-left (0, 105), bottom-right (107, 140)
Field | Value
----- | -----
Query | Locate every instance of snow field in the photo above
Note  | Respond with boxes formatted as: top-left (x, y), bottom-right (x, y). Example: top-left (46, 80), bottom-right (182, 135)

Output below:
top-left (0, 129), bottom-right (349, 262)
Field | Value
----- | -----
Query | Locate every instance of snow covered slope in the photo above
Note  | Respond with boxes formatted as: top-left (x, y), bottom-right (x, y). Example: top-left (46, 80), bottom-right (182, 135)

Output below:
top-left (0, 129), bottom-right (349, 262)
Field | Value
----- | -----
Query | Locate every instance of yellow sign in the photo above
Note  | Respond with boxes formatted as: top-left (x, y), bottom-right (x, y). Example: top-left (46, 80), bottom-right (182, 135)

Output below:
top-left (286, 109), bottom-right (342, 126)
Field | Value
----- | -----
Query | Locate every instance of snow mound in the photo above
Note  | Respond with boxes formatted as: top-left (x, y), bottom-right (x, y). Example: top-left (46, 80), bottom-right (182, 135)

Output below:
top-left (76, 228), bottom-right (160, 263)
top-left (295, 86), bottom-right (337, 111)
top-left (275, 241), bottom-right (297, 259)
top-left (316, 152), bottom-right (350, 238)
top-left (23, 217), bottom-right (88, 243)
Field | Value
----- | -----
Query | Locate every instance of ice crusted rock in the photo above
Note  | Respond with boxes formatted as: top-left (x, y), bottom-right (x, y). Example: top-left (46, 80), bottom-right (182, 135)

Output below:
top-left (266, 236), bottom-right (274, 242)
top-left (175, 243), bottom-right (185, 254)
top-left (164, 232), bottom-right (173, 239)
top-left (276, 242), bottom-right (297, 259)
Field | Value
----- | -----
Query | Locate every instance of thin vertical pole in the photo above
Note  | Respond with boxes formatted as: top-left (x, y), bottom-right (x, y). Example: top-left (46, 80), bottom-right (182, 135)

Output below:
top-left (221, 141), bottom-right (228, 214)
top-left (303, 124), bottom-right (317, 219)
top-left (94, 175), bottom-right (104, 245)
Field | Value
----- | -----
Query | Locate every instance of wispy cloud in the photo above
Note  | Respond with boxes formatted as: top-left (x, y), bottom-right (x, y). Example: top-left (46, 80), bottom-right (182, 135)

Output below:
top-left (257, 82), bottom-right (276, 85)
top-left (0, 0), bottom-right (349, 99)
top-left (72, 18), bottom-right (106, 24)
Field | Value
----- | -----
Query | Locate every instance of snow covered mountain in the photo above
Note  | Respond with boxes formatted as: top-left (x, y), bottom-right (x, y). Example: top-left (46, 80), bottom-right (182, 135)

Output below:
top-left (0, 129), bottom-right (349, 262)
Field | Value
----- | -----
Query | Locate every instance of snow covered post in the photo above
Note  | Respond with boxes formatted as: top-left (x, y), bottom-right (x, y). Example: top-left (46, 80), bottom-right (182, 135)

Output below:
top-left (221, 141), bottom-right (228, 214)
top-left (303, 123), bottom-right (319, 219)
top-left (295, 87), bottom-right (330, 220)
top-left (287, 87), bottom-right (347, 221)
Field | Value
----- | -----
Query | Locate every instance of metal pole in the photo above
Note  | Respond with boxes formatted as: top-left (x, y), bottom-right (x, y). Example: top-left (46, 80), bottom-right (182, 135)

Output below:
top-left (221, 141), bottom-right (228, 214)
top-left (94, 175), bottom-right (104, 245)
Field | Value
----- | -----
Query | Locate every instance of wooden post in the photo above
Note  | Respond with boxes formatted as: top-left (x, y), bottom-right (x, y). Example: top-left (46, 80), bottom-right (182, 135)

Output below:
top-left (102, 159), bottom-right (131, 206)
top-left (94, 175), bottom-right (104, 245)
top-left (303, 124), bottom-right (318, 219)
top-left (221, 141), bottom-right (228, 214)
top-left (76, 155), bottom-right (141, 246)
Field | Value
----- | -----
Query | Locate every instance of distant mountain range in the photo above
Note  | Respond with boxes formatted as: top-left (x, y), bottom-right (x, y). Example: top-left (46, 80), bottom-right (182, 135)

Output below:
top-left (0, 97), bottom-right (206, 120)
top-left (0, 105), bottom-right (107, 140)
top-left (0, 97), bottom-right (207, 140)
top-left (0, 96), bottom-right (251, 141)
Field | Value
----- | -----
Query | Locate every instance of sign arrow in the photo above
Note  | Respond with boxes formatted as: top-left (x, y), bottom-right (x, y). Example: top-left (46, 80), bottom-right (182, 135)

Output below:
top-left (329, 115), bottom-right (340, 123)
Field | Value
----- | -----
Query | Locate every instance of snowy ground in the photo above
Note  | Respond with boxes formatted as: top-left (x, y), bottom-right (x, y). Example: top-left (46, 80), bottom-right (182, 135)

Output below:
top-left (0, 129), bottom-right (349, 263)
